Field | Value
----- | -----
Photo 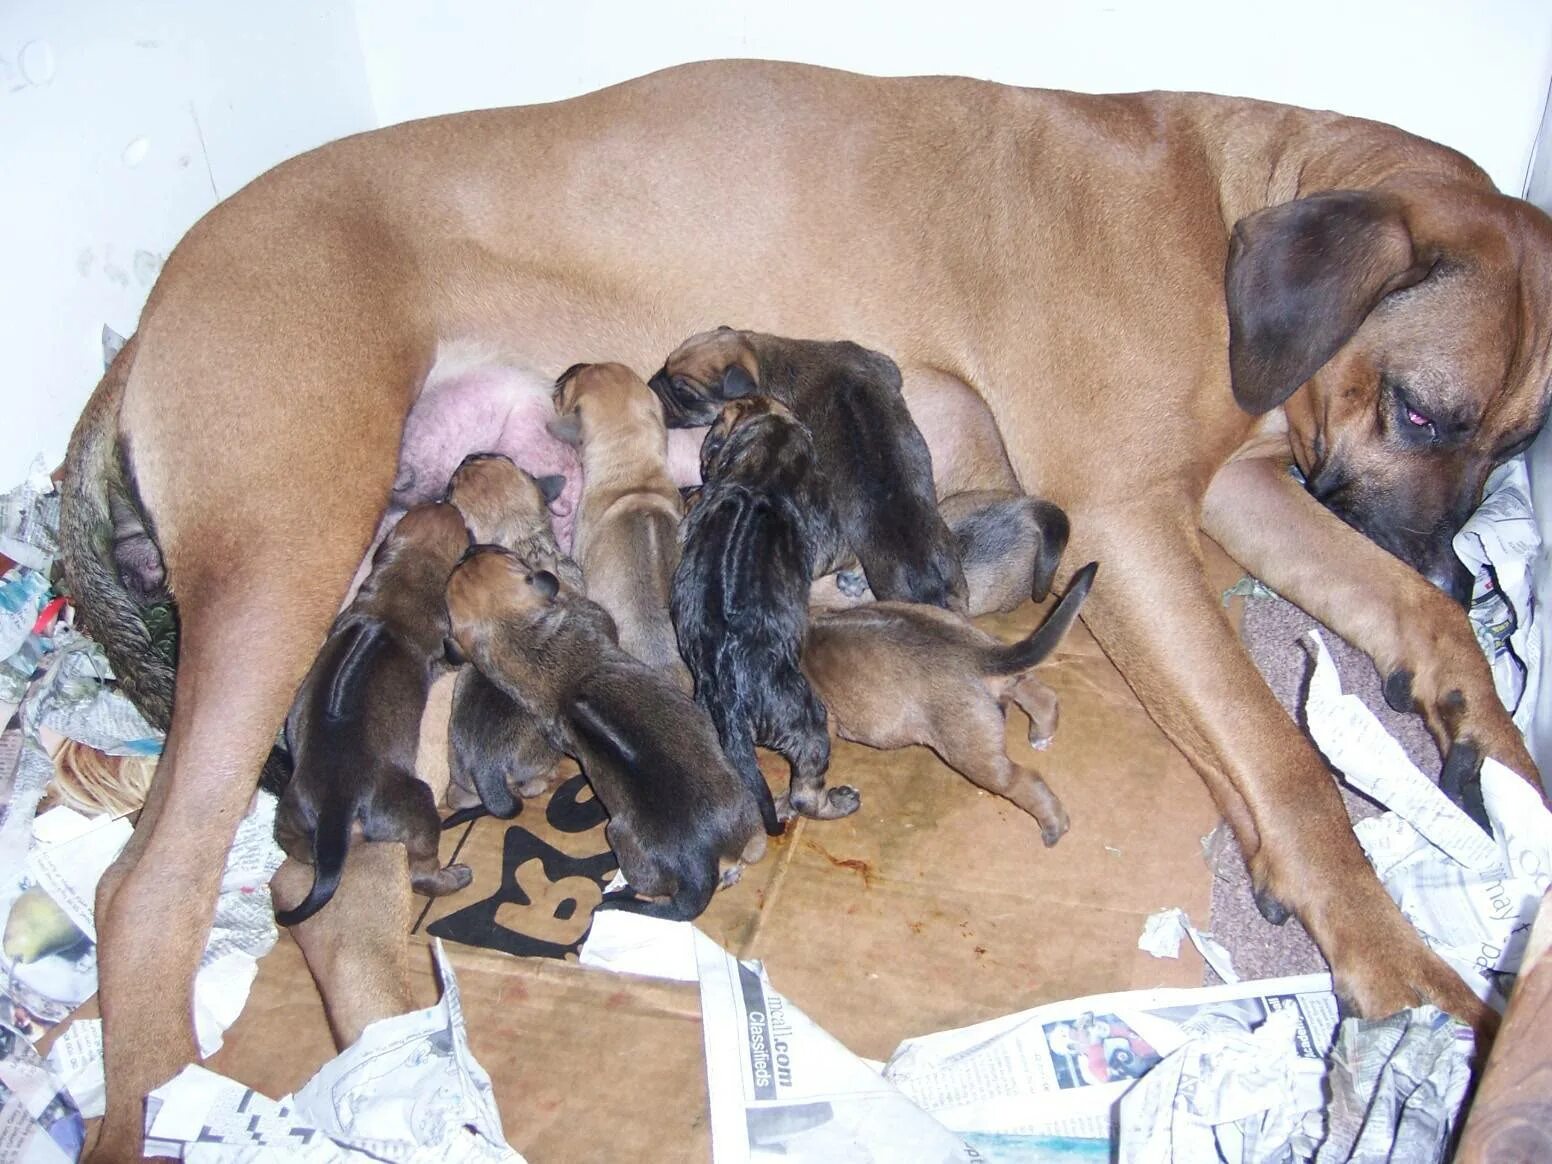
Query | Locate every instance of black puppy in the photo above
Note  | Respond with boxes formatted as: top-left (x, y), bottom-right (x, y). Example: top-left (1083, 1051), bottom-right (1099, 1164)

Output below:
top-left (445, 547), bottom-right (768, 920)
top-left (653, 327), bottom-right (968, 612)
top-left (274, 502), bottom-right (474, 925)
top-left (671, 396), bottom-right (860, 826)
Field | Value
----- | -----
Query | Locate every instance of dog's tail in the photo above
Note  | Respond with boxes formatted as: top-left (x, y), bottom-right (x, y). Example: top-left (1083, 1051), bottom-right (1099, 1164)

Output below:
top-left (982, 561), bottom-right (1099, 676)
top-left (57, 335), bottom-right (177, 728)
top-left (594, 866), bottom-right (718, 922)
top-left (704, 696), bottom-right (783, 837)
top-left (274, 789), bottom-right (354, 927)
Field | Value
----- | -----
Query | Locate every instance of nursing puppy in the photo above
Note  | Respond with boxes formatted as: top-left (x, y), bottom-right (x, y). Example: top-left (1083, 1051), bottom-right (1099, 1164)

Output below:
top-left (673, 397), bottom-right (858, 829)
top-left (273, 502), bottom-right (474, 926)
top-left (446, 546), bottom-right (767, 919)
top-left (442, 453), bottom-right (581, 820)
top-left (550, 362), bottom-right (688, 687)
top-left (653, 329), bottom-right (968, 612)
top-left (804, 562), bottom-right (1099, 845)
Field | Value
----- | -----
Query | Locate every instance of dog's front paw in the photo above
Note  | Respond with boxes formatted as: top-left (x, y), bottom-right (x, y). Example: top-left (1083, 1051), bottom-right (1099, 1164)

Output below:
top-left (836, 568), bottom-right (869, 598)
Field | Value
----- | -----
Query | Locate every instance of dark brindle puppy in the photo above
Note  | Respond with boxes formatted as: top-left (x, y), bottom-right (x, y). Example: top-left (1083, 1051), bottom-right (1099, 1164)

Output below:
top-left (274, 502), bottom-right (474, 926)
top-left (653, 329), bottom-right (968, 613)
top-left (445, 546), bottom-right (767, 920)
top-left (672, 396), bottom-right (859, 829)
top-left (442, 453), bottom-right (581, 821)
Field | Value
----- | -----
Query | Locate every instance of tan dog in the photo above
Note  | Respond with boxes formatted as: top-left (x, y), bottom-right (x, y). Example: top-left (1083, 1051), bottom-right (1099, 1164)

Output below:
top-left (443, 453), bottom-right (581, 817)
top-left (56, 62), bottom-right (1552, 1153)
top-left (549, 362), bottom-right (689, 688)
top-left (804, 562), bottom-right (1098, 845)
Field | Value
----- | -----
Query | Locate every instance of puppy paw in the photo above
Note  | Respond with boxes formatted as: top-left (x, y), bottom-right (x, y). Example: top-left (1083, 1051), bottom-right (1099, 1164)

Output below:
top-left (1027, 729), bottom-right (1054, 751)
top-left (836, 568), bottom-right (869, 599)
top-left (818, 785), bottom-right (862, 819)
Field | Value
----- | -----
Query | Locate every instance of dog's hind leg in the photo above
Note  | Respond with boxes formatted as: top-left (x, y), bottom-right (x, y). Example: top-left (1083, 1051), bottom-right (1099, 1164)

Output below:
top-left (84, 267), bottom-right (427, 1159)
top-left (1005, 673), bottom-right (1061, 749)
top-left (936, 699), bottom-right (1069, 845)
top-left (372, 777), bottom-right (473, 898)
top-left (772, 678), bottom-right (860, 821)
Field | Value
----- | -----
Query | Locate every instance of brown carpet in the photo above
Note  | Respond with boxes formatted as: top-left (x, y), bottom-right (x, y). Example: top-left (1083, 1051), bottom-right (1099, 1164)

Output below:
top-left (1210, 592), bottom-right (1446, 983)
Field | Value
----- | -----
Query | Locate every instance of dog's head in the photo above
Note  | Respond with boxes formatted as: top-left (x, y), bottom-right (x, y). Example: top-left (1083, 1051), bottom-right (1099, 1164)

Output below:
top-left (355, 501), bottom-right (472, 638)
top-left (649, 327), bottom-right (762, 427)
top-left (444, 544), bottom-right (561, 660)
top-left (1227, 183), bottom-right (1552, 602)
top-left (444, 452), bottom-right (565, 549)
top-left (550, 361), bottom-right (665, 447)
top-left (699, 396), bottom-right (800, 482)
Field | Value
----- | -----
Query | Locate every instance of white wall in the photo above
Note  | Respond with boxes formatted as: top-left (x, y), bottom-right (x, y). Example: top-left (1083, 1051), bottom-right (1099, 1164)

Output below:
top-left (0, 0), bottom-right (374, 485)
top-left (354, 0), bottom-right (1552, 197)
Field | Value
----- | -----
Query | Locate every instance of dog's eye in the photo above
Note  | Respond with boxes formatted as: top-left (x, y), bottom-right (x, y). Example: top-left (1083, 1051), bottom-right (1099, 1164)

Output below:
top-left (1404, 405), bottom-right (1435, 434)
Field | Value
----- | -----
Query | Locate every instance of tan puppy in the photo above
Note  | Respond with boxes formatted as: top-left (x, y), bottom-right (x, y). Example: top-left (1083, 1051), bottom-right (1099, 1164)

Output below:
top-left (56, 62), bottom-right (1552, 1151)
top-left (443, 453), bottom-right (581, 818)
top-left (550, 363), bottom-right (689, 688)
top-left (804, 562), bottom-right (1097, 844)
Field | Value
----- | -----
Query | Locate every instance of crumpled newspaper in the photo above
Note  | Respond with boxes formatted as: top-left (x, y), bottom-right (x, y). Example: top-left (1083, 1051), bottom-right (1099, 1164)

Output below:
top-left (143, 941), bottom-right (524, 1163)
top-left (1303, 629), bottom-right (1552, 1008)
top-left (1138, 906), bottom-right (1239, 983)
top-left (1117, 1005), bottom-right (1472, 1164)
top-left (0, 1021), bottom-right (87, 1162)
top-left (0, 457), bottom-right (60, 575)
top-left (1454, 458), bottom-right (1540, 733)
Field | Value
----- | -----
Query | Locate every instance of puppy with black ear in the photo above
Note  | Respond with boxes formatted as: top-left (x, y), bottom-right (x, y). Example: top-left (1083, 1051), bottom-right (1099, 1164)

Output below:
top-left (550, 362), bottom-right (689, 689)
top-left (804, 562), bottom-right (1099, 845)
top-left (274, 501), bottom-right (474, 926)
top-left (672, 396), bottom-right (859, 828)
top-left (446, 547), bottom-right (767, 920)
top-left (653, 328), bottom-right (968, 612)
top-left (442, 453), bottom-right (582, 821)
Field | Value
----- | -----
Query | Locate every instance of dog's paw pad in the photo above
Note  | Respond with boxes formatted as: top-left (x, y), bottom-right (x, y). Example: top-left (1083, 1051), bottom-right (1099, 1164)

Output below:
top-left (836, 569), bottom-right (869, 598)
top-left (1253, 885), bottom-right (1292, 927)
top-left (824, 785), bottom-right (862, 817)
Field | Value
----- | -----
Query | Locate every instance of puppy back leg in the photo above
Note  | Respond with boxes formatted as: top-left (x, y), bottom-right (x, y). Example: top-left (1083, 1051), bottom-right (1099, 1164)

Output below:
top-left (1070, 500), bottom-right (1494, 1034)
top-left (90, 288), bottom-right (424, 1159)
top-left (935, 699), bottom-right (1069, 845)
top-left (773, 676), bottom-right (860, 821)
top-left (370, 777), bottom-right (473, 898)
top-left (1005, 673), bottom-right (1061, 750)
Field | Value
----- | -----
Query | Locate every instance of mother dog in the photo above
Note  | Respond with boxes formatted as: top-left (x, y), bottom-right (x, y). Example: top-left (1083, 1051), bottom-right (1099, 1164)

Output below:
top-left (60, 60), bottom-right (1552, 1156)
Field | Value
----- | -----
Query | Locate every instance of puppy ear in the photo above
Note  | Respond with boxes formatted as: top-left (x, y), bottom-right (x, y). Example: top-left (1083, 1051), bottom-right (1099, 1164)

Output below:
top-left (554, 363), bottom-right (589, 392)
top-left (1226, 190), bottom-right (1429, 414)
top-left (443, 636), bottom-right (467, 667)
top-left (546, 412), bottom-right (583, 447)
top-left (721, 364), bottom-right (758, 399)
top-left (532, 570), bottom-right (560, 600)
top-left (534, 474), bottom-right (567, 504)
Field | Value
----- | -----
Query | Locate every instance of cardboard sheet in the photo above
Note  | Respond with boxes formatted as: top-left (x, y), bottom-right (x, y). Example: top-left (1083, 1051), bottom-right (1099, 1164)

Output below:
top-left (198, 592), bottom-right (1223, 1161)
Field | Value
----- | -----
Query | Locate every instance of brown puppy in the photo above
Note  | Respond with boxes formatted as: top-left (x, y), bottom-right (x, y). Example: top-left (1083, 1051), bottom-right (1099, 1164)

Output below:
top-left (653, 329), bottom-right (968, 613)
top-left (550, 362), bottom-right (688, 687)
top-left (273, 502), bottom-right (474, 925)
top-left (443, 453), bottom-right (580, 819)
top-left (808, 489), bottom-right (1072, 616)
top-left (446, 546), bottom-right (766, 918)
top-left (58, 64), bottom-right (1552, 1148)
top-left (805, 563), bottom-right (1097, 845)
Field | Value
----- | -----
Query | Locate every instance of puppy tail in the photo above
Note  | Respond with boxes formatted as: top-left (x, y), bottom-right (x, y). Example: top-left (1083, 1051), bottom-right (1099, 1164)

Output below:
top-left (57, 334), bottom-right (177, 729)
top-left (274, 793), bottom-right (353, 927)
top-left (705, 699), bottom-right (782, 837)
top-left (594, 870), bottom-right (717, 922)
top-left (983, 561), bottom-right (1099, 676)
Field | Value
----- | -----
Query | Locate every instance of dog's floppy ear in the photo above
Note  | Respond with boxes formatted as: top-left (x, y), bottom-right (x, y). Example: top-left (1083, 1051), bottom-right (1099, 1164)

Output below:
top-left (546, 411), bottom-right (583, 447)
top-left (1225, 190), bottom-right (1430, 414)
top-left (534, 474), bottom-right (567, 504)
top-left (721, 364), bottom-right (758, 398)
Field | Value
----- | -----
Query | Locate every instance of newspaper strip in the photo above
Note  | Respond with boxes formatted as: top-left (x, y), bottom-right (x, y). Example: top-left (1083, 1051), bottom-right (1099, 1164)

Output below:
top-left (0, 1023), bottom-right (85, 1162)
top-left (1454, 457), bottom-right (1540, 732)
top-left (144, 941), bottom-right (525, 1163)
top-left (1303, 630), bottom-right (1552, 1007)
top-left (886, 973), bottom-right (1336, 1156)
top-left (44, 1018), bottom-right (103, 1120)
top-left (1117, 1004), bottom-right (1471, 1164)
top-left (0, 462), bottom-right (60, 575)
top-left (692, 928), bottom-right (976, 1164)
top-left (1137, 907), bottom-right (1239, 983)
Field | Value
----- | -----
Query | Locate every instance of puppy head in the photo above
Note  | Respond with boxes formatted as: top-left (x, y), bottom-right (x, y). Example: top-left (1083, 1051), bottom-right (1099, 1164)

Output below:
top-left (1226, 183), bottom-right (1552, 602)
top-left (699, 396), bottom-right (799, 482)
top-left (445, 545), bottom-right (561, 656)
top-left (372, 501), bottom-right (472, 583)
top-left (549, 362), bottom-right (665, 447)
top-left (649, 327), bottom-right (761, 427)
top-left (445, 452), bottom-right (565, 548)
